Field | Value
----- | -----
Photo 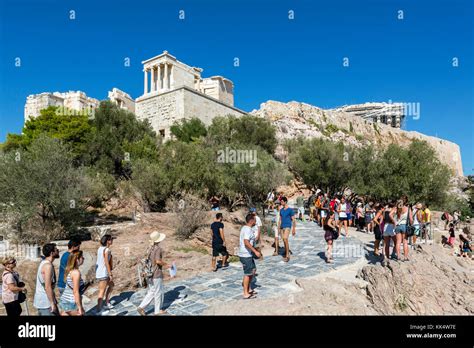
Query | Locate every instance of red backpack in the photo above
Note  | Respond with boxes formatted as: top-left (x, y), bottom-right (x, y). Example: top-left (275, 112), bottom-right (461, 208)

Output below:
top-left (330, 200), bottom-right (336, 211)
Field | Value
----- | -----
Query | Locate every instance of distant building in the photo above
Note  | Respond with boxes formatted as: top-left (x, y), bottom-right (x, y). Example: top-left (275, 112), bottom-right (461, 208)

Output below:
top-left (24, 91), bottom-right (100, 122)
top-left (108, 88), bottom-right (135, 114)
top-left (334, 102), bottom-right (406, 128)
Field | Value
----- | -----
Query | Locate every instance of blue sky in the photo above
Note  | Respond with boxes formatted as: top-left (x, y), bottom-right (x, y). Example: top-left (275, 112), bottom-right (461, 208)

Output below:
top-left (1, 0), bottom-right (473, 174)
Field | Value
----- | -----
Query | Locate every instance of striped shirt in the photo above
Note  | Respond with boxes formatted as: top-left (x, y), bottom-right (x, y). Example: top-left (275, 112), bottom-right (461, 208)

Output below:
top-left (60, 272), bottom-right (85, 303)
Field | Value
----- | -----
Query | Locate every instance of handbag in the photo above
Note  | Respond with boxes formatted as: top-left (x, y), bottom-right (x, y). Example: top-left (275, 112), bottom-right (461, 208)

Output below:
top-left (406, 208), bottom-right (416, 237)
top-left (332, 227), bottom-right (339, 240)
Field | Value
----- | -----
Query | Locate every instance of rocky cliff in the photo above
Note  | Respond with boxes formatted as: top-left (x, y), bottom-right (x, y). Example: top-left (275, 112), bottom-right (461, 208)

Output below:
top-left (251, 101), bottom-right (463, 177)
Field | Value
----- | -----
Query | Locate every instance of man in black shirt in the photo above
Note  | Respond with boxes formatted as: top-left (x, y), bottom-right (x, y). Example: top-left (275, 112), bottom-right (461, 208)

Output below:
top-left (211, 213), bottom-right (229, 271)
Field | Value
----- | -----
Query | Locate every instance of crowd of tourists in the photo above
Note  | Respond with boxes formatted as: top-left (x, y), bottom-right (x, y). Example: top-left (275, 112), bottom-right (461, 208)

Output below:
top-left (1, 189), bottom-right (472, 314)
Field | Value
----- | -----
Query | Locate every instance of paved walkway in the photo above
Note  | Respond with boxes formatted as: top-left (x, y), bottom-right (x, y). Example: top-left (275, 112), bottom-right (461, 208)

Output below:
top-left (88, 213), bottom-right (365, 316)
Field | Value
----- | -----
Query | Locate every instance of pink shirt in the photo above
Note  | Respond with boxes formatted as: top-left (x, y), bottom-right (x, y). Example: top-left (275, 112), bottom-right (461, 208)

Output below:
top-left (2, 271), bottom-right (19, 303)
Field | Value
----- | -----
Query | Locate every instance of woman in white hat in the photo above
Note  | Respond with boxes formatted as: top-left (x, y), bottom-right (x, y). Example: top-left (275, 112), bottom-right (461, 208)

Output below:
top-left (137, 231), bottom-right (168, 316)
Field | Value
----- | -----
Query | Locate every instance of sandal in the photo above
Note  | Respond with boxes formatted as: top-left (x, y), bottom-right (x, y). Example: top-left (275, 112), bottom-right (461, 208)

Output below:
top-left (243, 294), bottom-right (256, 300)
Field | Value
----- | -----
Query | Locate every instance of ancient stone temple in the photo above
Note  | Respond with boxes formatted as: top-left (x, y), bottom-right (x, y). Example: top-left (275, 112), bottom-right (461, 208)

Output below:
top-left (135, 51), bottom-right (246, 139)
top-left (333, 102), bottom-right (406, 128)
top-left (23, 51), bottom-right (247, 139)
top-left (24, 91), bottom-right (100, 122)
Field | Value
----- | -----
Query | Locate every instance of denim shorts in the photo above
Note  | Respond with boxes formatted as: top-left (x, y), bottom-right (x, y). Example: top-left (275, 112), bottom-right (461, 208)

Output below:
top-left (96, 276), bottom-right (110, 282)
top-left (383, 223), bottom-right (395, 237)
top-left (59, 300), bottom-right (77, 312)
top-left (239, 257), bottom-right (256, 276)
top-left (395, 224), bottom-right (407, 234)
top-left (37, 307), bottom-right (57, 316)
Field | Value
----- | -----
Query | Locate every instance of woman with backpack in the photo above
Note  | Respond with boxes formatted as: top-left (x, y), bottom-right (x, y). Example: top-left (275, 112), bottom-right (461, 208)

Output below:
top-left (411, 203), bottom-right (424, 246)
top-left (1, 256), bottom-right (26, 316)
top-left (137, 231), bottom-right (168, 316)
top-left (382, 201), bottom-right (397, 266)
top-left (59, 250), bottom-right (86, 316)
top-left (372, 203), bottom-right (384, 257)
top-left (323, 210), bottom-right (339, 263)
top-left (96, 234), bottom-right (115, 314)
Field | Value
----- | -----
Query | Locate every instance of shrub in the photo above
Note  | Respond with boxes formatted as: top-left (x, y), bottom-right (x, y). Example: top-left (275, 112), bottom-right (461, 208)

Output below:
top-left (167, 194), bottom-right (208, 240)
top-left (170, 118), bottom-right (207, 143)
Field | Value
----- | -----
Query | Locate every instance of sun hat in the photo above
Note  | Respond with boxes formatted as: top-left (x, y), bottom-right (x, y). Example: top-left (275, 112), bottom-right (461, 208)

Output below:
top-left (149, 231), bottom-right (166, 245)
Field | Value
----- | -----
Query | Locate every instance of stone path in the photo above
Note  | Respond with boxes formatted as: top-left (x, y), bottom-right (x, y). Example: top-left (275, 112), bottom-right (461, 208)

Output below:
top-left (87, 212), bottom-right (365, 316)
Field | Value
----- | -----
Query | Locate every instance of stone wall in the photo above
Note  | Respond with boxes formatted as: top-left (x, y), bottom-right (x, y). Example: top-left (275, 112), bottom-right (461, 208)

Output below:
top-left (136, 86), bottom-right (246, 139)
top-left (182, 87), bottom-right (245, 125)
top-left (135, 89), bottom-right (182, 139)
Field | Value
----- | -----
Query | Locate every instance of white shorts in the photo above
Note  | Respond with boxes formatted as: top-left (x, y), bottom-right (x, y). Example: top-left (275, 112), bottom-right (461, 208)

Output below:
top-left (321, 210), bottom-right (327, 218)
top-left (273, 225), bottom-right (279, 238)
top-left (298, 207), bottom-right (305, 215)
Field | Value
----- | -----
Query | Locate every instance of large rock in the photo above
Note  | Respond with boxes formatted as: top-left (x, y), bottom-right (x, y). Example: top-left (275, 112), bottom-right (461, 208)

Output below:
top-left (251, 101), bottom-right (464, 177)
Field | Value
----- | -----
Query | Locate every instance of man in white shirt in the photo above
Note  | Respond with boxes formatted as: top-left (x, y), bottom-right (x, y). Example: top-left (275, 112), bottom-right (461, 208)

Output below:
top-left (238, 214), bottom-right (262, 299)
top-left (250, 208), bottom-right (262, 249)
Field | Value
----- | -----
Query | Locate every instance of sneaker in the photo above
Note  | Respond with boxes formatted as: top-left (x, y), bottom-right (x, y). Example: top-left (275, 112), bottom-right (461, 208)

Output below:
top-left (104, 303), bottom-right (114, 310)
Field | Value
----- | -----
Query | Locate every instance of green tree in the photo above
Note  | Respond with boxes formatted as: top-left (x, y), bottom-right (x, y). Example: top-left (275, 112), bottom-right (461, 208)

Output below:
top-left (284, 137), bottom-right (352, 193)
top-left (349, 140), bottom-right (451, 205)
top-left (218, 144), bottom-right (290, 208)
top-left (207, 115), bottom-right (277, 154)
top-left (2, 106), bottom-right (93, 160)
top-left (0, 135), bottom-right (87, 243)
top-left (170, 118), bottom-right (207, 143)
top-left (84, 101), bottom-right (158, 178)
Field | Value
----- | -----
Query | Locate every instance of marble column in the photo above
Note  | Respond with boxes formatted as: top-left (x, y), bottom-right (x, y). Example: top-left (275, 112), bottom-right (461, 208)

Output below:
top-left (144, 69), bottom-right (148, 94)
top-left (157, 64), bottom-right (162, 92)
top-left (164, 63), bottom-right (169, 90)
top-left (151, 66), bottom-right (156, 92)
